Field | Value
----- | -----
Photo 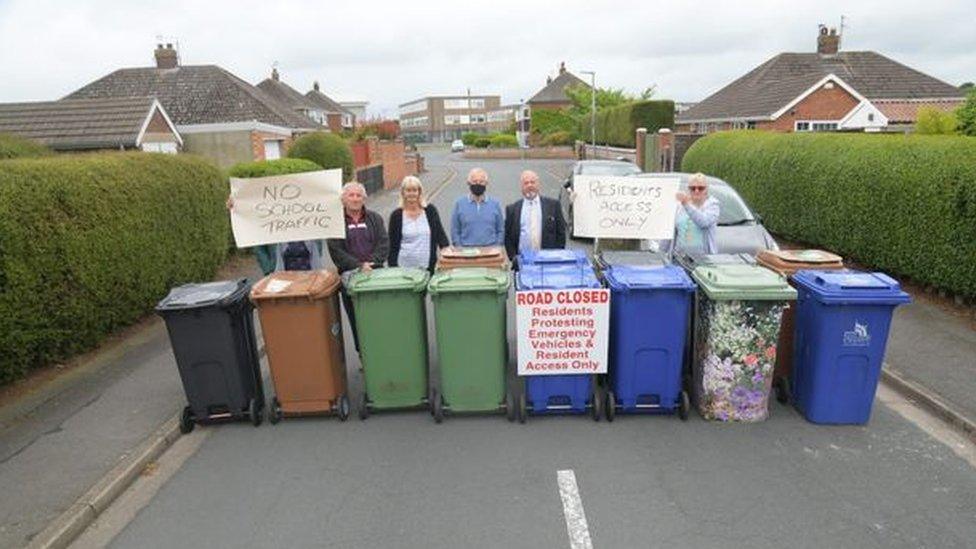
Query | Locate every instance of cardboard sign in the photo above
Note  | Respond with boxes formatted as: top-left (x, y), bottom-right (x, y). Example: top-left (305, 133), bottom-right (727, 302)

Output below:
top-left (516, 289), bottom-right (610, 376)
top-left (229, 169), bottom-right (344, 247)
top-left (572, 175), bottom-right (679, 239)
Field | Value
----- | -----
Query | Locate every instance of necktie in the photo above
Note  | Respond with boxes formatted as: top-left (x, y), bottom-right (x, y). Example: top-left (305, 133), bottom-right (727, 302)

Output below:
top-left (530, 200), bottom-right (541, 250)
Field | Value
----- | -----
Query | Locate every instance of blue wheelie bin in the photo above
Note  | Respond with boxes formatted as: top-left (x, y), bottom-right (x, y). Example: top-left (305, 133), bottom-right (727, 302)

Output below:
top-left (516, 262), bottom-right (603, 421)
top-left (603, 265), bottom-right (696, 421)
top-left (518, 248), bottom-right (588, 267)
top-left (791, 270), bottom-right (911, 424)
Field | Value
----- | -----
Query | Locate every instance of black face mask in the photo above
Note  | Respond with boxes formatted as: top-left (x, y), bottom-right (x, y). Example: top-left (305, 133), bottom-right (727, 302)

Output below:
top-left (469, 184), bottom-right (487, 196)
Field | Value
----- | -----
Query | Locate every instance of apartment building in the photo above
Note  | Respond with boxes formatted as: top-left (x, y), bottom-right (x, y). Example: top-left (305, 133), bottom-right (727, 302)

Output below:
top-left (398, 94), bottom-right (502, 143)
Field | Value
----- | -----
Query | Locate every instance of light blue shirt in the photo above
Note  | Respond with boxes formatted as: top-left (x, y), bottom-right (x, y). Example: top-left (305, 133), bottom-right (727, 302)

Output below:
top-left (518, 197), bottom-right (542, 253)
top-left (672, 196), bottom-right (720, 254)
top-left (397, 211), bottom-right (431, 269)
top-left (450, 195), bottom-right (504, 246)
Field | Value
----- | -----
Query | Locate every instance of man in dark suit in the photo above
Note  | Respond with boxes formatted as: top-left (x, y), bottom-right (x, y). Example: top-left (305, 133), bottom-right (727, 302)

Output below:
top-left (504, 170), bottom-right (567, 268)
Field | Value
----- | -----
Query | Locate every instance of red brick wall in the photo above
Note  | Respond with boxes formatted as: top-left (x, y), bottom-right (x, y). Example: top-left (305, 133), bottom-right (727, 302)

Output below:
top-left (377, 140), bottom-right (407, 190)
top-left (350, 141), bottom-right (370, 168)
top-left (760, 84), bottom-right (859, 131)
top-left (326, 113), bottom-right (343, 133)
top-left (146, 110), bottom-right (171, 133)
top-left (249, 131), bottom-right (293, 161)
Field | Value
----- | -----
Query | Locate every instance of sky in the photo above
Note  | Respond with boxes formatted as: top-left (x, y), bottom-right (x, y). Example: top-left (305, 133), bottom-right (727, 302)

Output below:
top-left (0, 0), bottom-right (973, 118)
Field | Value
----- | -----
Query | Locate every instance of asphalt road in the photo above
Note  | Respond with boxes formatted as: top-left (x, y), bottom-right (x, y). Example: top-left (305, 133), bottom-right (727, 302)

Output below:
top-left (79, 149), bottom-right (976, 549)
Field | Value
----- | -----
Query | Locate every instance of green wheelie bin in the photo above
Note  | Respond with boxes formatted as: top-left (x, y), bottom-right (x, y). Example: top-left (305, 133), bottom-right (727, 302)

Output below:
top-left (346, 267), bottom-right (430, 418)
top-left (427, 268), bottom-right (513, 423)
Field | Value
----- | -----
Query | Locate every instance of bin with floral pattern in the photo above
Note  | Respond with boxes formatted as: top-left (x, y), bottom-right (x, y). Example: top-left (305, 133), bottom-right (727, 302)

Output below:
top-left (689, 264), bottom-right (796, 422)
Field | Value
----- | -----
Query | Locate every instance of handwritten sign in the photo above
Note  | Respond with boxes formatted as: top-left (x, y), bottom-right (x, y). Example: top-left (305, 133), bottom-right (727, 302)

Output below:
top-left (572, 175), bottom-right (679, 239)
top-left (516, 289), bottom-right (610, 376)
top-left (229, 169), bottom-right (344, 247)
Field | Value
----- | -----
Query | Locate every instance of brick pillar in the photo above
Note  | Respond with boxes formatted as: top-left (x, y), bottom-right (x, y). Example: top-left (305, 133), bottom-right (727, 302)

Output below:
top-left (658, 129), bottom-right (674, 172)
top-left (635, 127), bottom-right (647, 171)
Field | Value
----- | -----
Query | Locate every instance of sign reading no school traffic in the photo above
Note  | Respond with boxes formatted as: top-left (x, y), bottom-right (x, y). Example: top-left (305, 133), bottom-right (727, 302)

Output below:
top-left (572, 175), bottom-right (680, 239)
top-left (516, 288), bottom-right (610, 376)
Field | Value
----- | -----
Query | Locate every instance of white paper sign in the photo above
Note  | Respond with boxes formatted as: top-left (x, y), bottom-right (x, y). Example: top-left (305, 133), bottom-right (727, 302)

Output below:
top-left (229, 169), bottom-right (344, 247)
top-left (572, 175), bottom-right (680, 239)
top-left (516, 289), bottom-right (610, 376)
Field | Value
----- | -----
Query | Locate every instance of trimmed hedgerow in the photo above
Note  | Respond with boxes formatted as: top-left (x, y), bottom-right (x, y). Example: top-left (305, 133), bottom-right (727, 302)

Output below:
top-left (0, 152), bottom-right (229, 382)
top-left (286, 131), bottom-right (354, 182)
top-left (682, 131), bottom-right (976, 297)
top-left (227, 158), bottom-right (321, 178)
top-left (489, 133), bottom-right (518, 148)
top-left (0, 133), bottom-right (53, 159)
top-left (581, 100), bottom-right (674, 147)
top-left (530, 109), bottom-right (579, 140)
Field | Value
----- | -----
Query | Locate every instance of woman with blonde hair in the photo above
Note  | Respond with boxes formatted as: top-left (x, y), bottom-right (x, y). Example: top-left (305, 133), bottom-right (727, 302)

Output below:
top-left (672, 172), bottom-right (720, 254)
top-left (388, 175), bottom-right (449, 272)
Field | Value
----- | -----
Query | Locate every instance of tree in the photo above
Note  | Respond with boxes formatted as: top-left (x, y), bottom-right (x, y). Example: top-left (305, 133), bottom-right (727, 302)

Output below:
top-left (955, 90), bottom-right (976, 136)
top-left (564, 84), bottom-right (656, 118)
top-left (960, 82), bottom-right (974, 91)
top-left (915, 106), bottom-right (958, 135)
top-left (286, 132), bottom-right (354, 181)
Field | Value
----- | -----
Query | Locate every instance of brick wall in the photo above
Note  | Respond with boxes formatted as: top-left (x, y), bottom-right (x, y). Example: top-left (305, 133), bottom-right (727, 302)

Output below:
top-left (760, 84), bottom-right (859, 131)
top-left (351, 141), bottom-right (370, 168)
top-left (249, 131), bottom-right (293, 161)
top-left (326, 113), bottom-right (343, 133)
top-left (377, 140), bottom-right (407, 189)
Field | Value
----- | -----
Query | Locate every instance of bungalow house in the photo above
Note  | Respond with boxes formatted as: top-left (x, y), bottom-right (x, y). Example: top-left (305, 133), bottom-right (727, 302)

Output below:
top-left (64, 44), bottom-right (317, 168)
top-left (305, 81), bottom-right (355, 132)
top-left (256, 69), bottom-right (329, 128)
top-left (675, 27), bottom-right (965, 134)
top-left (526, 62), bottom-right (589, 112)
top-left (0, 96), bottom-right (181, 153)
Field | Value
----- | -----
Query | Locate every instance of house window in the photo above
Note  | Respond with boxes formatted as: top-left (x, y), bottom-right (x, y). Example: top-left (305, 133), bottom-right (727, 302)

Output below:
top-left (795, 121), bottom-right (838, 132)
top-left (264, 139), bottom-right (283, 160)
top-left (747, 121), bottom-right (756, 129)
top-left (795, 121), bottom-right (811, 131)
top-left (142, 142), bottom-right (178, 154)
top-left (867, 113), bottom-right (875, 122)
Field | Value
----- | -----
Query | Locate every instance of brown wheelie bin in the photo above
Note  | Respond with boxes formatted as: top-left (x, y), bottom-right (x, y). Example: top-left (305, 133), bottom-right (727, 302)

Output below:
top-left (250, 270), bottom-right (350, 423)
top-left (436, 246), bottom-right (509, 271)
top-left (756, 249), bottom-right (844, 405)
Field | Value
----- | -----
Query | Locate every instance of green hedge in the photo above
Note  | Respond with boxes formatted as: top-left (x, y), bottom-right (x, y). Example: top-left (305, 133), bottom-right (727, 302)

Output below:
top-left (286, 132), bottom-right (354, 181)
top-left (682, 131), bottom-right (976, 297)
top-left (530, 109), bottom-right (579, 139)
top-left (582, 100), bottom-right (675, 147)
top-left (461, 132), bottom-right (481, 146)
top-left (0, 133), bottom-right (52, 159)
top-left (489, 134), bottom-right (518, 148)
top-left (227, 158), bottom-right (321, 178)
top-left (0, 153), bottom-right (229, 382)
top-left (474, 137), bottom-right (491, 148)
top-left (541, 131), bottom-right (575, 146)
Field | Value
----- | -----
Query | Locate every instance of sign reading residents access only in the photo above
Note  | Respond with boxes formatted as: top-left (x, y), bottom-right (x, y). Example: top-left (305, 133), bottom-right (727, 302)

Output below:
top-left (516, 289), bottom-right (610, 376)
top-left (229, 169), bottom-right (344, 247)
top-left (572, 175), bottom-right (680, 240)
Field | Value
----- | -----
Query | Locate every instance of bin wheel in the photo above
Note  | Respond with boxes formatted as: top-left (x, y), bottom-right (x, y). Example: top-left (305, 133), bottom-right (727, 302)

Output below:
top-left (518, 392), bottom-right (527, 424)
top-left (605, 391), bottom-right (616, 423)
top-left (591, 386), bottom-right (602, 422)
top-left (505, 391), bottom-right (516, 422)
top-left (179, 406), bottom-right (195, 434)
top-left (428, 388), bottom-right (436, 417)
top-left (678, 390), bottom-right (691, 421)
top-left (337, 394), bottom-right (350, 421)
top-left (358, 393), bottom-right (369, 421)
top-left (432, 389), bottom-right (444, 424)
top-left (774, 377), bottom-right (791, 405)
top-left (268, 398), bottom-right (282, 425)
top-left (248, 398), bottom-right (262, 427)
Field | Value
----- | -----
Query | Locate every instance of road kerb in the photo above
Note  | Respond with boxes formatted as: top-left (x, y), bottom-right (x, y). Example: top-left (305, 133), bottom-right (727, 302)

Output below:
top-left (881, 365), bottom-right (976, 444)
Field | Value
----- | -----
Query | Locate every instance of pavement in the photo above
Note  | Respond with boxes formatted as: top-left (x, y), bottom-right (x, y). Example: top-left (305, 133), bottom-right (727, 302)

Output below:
top-left (0, 148), bottom-right (974, 548)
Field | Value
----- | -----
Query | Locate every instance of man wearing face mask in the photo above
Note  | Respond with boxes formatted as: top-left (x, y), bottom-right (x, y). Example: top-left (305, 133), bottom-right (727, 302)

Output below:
top-left (504, 169), bottom-right (566, 268)
top-left (450, 167), bottom-right (504, 247)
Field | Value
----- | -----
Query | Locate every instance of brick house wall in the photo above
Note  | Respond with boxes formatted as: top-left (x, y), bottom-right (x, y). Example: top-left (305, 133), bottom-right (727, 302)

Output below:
top-left (529, 101), bottom-right (572, 111)
top-left (326, 113), bottom-right (343, 133)
top-left (377, 140), bottom-right (407, 190)
top-left (249, 131), bottom-right (293, 161)
top-left (758, 84), bottom-right (859, 131)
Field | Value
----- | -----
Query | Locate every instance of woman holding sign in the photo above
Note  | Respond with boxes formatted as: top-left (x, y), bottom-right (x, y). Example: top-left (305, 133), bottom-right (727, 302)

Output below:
top-left (387, 176), bottom-right (450, 273)
top-left (673, 172), bottom-right (720, 254)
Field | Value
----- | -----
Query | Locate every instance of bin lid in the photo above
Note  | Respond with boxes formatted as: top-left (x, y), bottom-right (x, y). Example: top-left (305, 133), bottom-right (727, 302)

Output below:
top-left (518, 248), bottom-right (588, 266)
top-left (691, 264), bottom-right (797, 301)
top-left (156, 279), bottom-right (248, 311)
top-left (517, 264), bottom-right (601, 290)
top-left (792, 269), bottom-right (911, 305)
top-left (756, 249), bottom-right (843, 275)
top-left (438, 246), bottom-right (505, 260)
top-left (604, 265), bottom-right (695, 292)
top-left (346, 267), bottom-right (430, 295)
top-left (595, 250), bottom-right (669, 269)
top-left (249, 270), bottom-right (340, 302)
top-left (428, 267), bottom-right (510, 295)
top-left (674, 251), bottom-right (755, 271)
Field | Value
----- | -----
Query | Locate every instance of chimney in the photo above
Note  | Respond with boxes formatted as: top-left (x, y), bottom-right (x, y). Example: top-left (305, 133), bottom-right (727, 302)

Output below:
top-left (546, 76), bottom-right (552, 85)
top-left (154, 43), bottom-right (178, 69)
top-left (313, 80), bottom-right (320, 92)
top-left (272, 67), bottom-right (279, 81)
top-left (817, 25), bottom-right (840, 55)
top-left (559, 61), bottom-right (566, 75)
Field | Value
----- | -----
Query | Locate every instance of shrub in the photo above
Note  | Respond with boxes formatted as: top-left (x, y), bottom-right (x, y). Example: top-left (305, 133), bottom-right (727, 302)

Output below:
top-left (581, 100), bottom-right (675, 147)
top-left (953, 90), bottom-right (976, 136)
top-left (0, 153), bottom-right (229, 382)
top-left (915, 107), bottom-right (958, 135)
top-left (286, 132), bottom-right (354, 181)
top-left (489, 134), bottom-right (518, 148)
top-left (0, 133), bottom-right (52, 159)
top-left (474, 137), bottom-right (491, 148)
top-left (461, 132), bottom-right (482, 146)
top-left (541, 131), bottom-right (575, 146)
top-left (530, 109), bottom-right (579, 140)
top-left (682, 131), bottom-right (976, 297)
top-left (227, 158), bottom-right (321, 178)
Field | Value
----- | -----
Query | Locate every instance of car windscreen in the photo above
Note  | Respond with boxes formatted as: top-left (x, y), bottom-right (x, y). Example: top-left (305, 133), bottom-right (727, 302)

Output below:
top-left (676, 181), bottom-right (756, 225)
top-left (577, 164), bottom-right (641, 176)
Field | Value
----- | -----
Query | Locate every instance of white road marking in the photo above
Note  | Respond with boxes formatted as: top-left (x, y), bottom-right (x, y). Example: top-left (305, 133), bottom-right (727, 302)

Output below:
top-left (877, 384), bottom-right (976, 468)
top-left (557, 469), bottom-right (593, 549)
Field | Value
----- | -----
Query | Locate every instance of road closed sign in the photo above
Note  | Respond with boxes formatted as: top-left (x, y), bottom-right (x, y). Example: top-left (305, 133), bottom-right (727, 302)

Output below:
top-left (516, 288), bottom-right (610, 376)
top-left (572, 174), bottom-right (680, 239)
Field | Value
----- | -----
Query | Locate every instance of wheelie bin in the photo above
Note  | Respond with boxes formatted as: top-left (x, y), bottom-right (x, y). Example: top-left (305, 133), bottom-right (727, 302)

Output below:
top-left (516, 262), bottom-right (603, 421)
top-left (436, 246), bottom-right (509, 271)
top-left (250, 270), bottom-right (349, 423)
top-left (594, 250), bottom-right (669, 273)
top-left (689, 264), bottom-right (796, 422)
top-left (346, 267), bottom-right (430, 418)
top-left (790, 270), bottom-right (910, 424)
top-left (156, 279), bottom-right (263, 433)
top-left (756, 249), bottom-right (844, 404)
top-left (673, 251), bottom-right (755, 273)
top-left (603, 265), bottom-right (696, 421)
top-left (428, 268), bottom-right (513, 422)
top-left (519, 248), bottom-right (589, 267)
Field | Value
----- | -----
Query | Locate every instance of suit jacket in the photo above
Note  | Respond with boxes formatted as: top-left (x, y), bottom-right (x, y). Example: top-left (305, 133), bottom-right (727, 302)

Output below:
top-left (504, 196), bottom-right (567, 263)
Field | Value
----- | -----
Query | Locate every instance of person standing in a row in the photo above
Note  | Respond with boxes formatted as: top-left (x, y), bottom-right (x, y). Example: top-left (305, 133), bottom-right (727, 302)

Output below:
top-left (450, 167), bottom-right (504, 247)
top-left (504, 169), bottom-right (566, 269)
top-left (387, 176), bottom-right (449, 273)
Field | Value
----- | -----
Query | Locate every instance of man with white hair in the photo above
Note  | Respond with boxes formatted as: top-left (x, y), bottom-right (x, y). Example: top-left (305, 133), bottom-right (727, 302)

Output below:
top-left (327, 181), bottom-right (389, 351)
top-left (504, 169), bottom-right (566, 267)
top-left (450, 167), bottom-right (504, 247)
